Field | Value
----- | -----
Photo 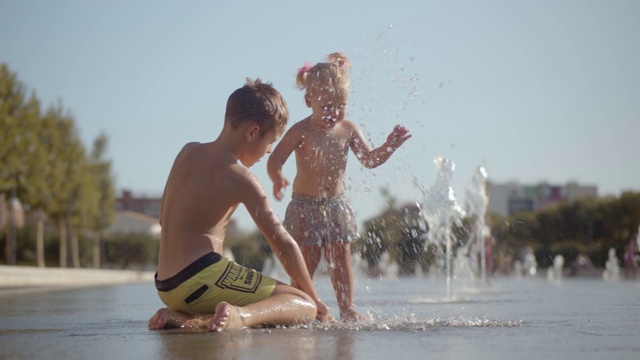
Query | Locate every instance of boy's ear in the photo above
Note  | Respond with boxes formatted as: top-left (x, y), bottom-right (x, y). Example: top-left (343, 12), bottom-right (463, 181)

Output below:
top-left (245, 123), bottom-right (261, 141)
top-left (304, 94), bottom-right (311, 108)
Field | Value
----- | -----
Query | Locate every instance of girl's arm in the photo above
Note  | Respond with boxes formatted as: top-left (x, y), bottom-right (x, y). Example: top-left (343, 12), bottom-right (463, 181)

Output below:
top-left (267, 126), bottom-right (301, 201)
top-left (349, 124), bottom-right (411, 169)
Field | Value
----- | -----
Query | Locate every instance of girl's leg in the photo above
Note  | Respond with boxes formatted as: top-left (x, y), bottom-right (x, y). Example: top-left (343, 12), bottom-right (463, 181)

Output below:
top-left (291, 245), bottom-right (322, 289)
top-left (325, 243), bottom-right (365, 321)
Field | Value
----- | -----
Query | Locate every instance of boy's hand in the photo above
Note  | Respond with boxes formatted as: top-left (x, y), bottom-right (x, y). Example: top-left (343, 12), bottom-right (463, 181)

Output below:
top-left (386, 125), bottom-right (411, 150)
top-left (273, 177), bottom-right (289, 201)
top-left (315, 299), bottom-right (333, 322)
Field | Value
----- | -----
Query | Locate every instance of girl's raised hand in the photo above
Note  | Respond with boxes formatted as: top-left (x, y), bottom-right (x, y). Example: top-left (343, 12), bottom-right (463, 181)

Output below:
top-left (386, 125), bottom-right (412, 150)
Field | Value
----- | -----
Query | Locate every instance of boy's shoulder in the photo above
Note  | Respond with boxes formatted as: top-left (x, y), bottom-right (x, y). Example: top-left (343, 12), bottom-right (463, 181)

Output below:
top-left (225, 162), bottom-right (262, 187)
top-left (184, 141), bottom-right (201, 148)
top-left (180, 141), bottom-right (201, 151)
top-left (175, 141), bottom-right (201, 158)
top-left (223, 164), bottom-right (267, 201)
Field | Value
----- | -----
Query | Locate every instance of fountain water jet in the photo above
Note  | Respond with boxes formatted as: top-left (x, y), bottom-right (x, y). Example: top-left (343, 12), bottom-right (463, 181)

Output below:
top-left (547, 254), bottom-right (564, 282)
top-left (423, 156), bottom-right (465, 298)
top-left (603, 247), bottom-right (621, 281)
top-left (465, 166), bottom-right (489, 285)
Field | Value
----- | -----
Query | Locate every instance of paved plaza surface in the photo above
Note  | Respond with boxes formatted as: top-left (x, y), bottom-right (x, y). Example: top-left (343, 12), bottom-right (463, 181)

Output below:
top-left (1, 269), bottom-right (639, 360)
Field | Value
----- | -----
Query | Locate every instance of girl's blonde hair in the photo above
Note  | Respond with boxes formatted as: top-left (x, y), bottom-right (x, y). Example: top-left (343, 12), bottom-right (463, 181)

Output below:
top-left (296, 52), bottom-right (352, 99)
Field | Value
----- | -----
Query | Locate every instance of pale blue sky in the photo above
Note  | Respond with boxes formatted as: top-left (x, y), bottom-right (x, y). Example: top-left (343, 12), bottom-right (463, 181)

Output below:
top-left (1, 0), bottom-right (639, 231)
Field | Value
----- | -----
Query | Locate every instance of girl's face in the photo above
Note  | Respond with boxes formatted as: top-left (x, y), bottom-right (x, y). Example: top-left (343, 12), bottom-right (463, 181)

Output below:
top-left (306, 87), bottom-right (348, 128)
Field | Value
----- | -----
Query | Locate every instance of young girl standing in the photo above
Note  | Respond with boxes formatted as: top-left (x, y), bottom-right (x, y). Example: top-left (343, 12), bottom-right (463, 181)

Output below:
top-left (267, 52), bottom-right (411, 321)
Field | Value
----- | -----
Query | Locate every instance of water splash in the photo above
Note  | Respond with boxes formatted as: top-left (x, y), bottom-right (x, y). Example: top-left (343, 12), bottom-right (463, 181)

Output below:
top-left (464, 165), bottom-right (490, 285)
top-left (304, 311), bottom-right (523, 331)
top-left (513, 246), bottom-right (538, 278)
top-left (546, 254), bottom-right (564, 283)
top-left (422, 156), bottom-right (465, 299)
top-left (603, 248), bottom-right (620, 281)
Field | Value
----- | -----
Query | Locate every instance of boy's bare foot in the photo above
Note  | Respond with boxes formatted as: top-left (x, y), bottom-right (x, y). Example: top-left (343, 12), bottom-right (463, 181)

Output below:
top-left (340, 307), bottom-right (367, 322)
top-left (148, 308), bottom-right (170, 329)
top-left (182, 317), bottom-right (209, 328)
top-left (207, 302), bottom-right (245, 332)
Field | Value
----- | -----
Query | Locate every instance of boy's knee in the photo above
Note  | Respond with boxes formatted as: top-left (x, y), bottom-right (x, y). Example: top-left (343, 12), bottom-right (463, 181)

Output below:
top-left (304, 302), bottom-right (317, 322)
top-left (298, 291), bottom-right (314, 304)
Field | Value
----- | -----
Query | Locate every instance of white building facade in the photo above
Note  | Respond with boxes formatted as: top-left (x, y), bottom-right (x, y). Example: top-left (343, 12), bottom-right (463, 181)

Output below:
top-left (487, 181), bottom-right (598, 216)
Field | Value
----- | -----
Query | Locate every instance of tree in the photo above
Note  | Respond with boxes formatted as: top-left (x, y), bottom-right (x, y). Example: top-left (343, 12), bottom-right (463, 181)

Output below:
top-left (358, 203), bottom-right (428, 276)
top-left (0, 64), bottom-right (40, 265)
top-left (40, 102), bottom-right (84, 267)
top-left (18, 93), bottom-right (47, 266)
top-left (60, 113), bottom-right (90, 268)
top-left (88, 133), bottom-right (116, 268)
top-left (228, 230), bottom-right (271, 272)
top-left (68, 156), bottom-right (96, 268)
top-left (35, 104), bottom-right (69, 266)
top-left (1, 63), bottom-right (118, 268)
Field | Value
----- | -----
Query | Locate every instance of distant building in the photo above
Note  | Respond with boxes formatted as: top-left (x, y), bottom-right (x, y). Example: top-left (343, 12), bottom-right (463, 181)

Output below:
top-left (117, 190), bottom-right (162, 218)
top-left (487, 181), bottom-right (598, 216)
top-left (106, 210), bottom-right (161, 236)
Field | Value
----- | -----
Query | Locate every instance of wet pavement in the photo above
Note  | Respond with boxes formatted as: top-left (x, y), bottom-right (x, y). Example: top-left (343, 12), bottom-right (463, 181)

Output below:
top-left (1, 270), bottom-right (639, 360)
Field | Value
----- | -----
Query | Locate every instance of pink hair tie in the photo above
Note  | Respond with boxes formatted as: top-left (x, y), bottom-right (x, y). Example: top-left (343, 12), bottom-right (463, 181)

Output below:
top-left (297, 61), bottom-right (312, 75)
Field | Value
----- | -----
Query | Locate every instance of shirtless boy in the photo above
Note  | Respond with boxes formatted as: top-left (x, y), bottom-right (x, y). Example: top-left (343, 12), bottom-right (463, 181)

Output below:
top-left (148, 78), bottom-right (330, 332)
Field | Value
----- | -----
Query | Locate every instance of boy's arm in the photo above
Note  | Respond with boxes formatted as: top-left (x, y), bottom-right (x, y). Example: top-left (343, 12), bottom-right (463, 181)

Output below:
top-left (239, 170), bottom-right (327, 311)
top-left (267, 126), bottom-right (300, 201)
top-left (349, 124), bottom-right (411, 169)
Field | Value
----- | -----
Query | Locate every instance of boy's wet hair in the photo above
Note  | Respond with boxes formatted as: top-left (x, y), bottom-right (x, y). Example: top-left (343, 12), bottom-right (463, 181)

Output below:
top-left (225, 78), bottom-right (289, 135)
top-left (296, 52), bottom-right (351, 100)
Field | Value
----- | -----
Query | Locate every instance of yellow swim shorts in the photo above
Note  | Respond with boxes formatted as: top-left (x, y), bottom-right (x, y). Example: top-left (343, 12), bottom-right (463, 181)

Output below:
top-left (155, 252), bottom-right (277, 315)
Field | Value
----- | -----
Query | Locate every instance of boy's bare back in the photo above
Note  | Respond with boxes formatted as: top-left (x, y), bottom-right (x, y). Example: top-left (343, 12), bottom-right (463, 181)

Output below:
top-left (157, 140), bottom-right (277, 279)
